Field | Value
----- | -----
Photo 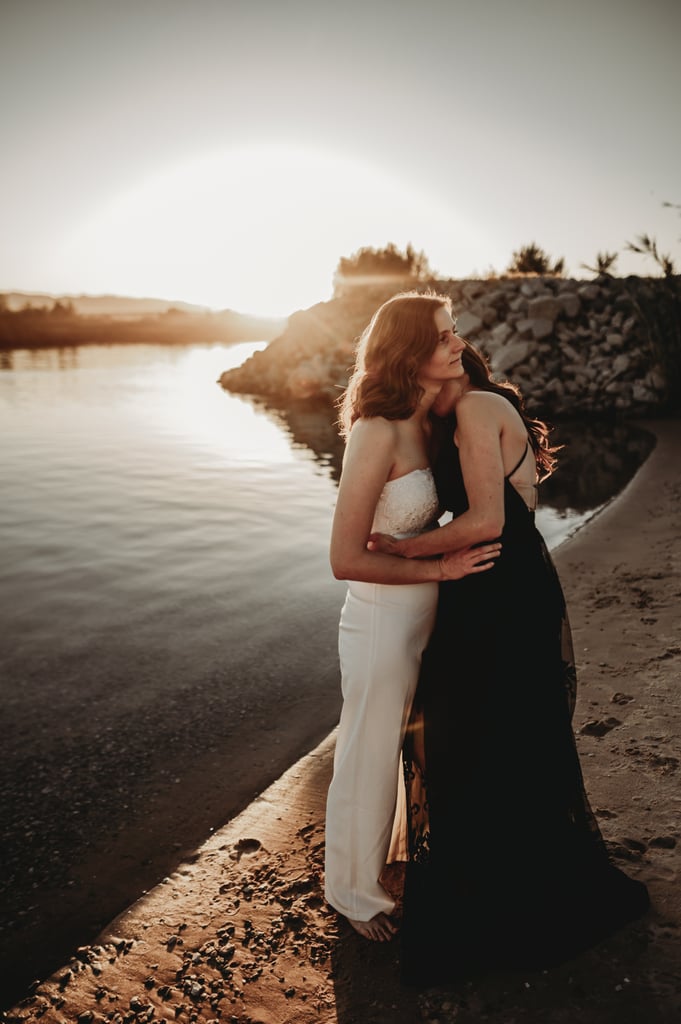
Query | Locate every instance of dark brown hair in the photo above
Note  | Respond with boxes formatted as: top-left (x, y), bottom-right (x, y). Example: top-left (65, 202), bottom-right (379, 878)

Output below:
top-left (461, 341), bottom-right (561, 479)
top-left (338, 291), bottom-right (451, 438)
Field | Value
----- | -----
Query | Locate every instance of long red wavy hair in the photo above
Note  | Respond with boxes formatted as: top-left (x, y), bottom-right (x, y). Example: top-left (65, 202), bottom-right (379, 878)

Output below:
top-left (338, 291), bottom-right (451, 438)
top-left (460, 341), bottom-right (561, 479)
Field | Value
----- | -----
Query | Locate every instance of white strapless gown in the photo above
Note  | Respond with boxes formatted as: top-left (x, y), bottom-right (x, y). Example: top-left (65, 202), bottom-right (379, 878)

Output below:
top-left (324, 468), bottom-right (440, 921)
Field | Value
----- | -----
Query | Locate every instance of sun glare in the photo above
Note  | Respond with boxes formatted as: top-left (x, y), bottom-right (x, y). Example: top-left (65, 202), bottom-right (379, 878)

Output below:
top-left (61, 144), bottom-right (491, 318)
top-left (143, 343), bottom-right (298, 464)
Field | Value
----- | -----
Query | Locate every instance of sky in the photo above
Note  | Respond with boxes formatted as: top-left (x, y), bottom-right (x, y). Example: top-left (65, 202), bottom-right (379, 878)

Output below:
top-left (1, 0), bottom-right (680, 318)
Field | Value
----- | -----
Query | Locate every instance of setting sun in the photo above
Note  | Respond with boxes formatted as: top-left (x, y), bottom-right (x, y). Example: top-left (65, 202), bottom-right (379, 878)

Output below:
top-left (60, 144), bottom-right (491, 318)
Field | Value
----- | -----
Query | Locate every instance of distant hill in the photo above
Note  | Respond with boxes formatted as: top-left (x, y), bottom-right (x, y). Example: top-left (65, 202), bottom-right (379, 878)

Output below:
top-left (0, 292), bottom-right (287, 349)
top-left (1, 292), bottom-right (211, 317)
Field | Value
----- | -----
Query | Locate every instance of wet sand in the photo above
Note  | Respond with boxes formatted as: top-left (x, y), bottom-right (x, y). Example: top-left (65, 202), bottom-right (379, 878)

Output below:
top-left (3, 417), bottom-right (681, 1024)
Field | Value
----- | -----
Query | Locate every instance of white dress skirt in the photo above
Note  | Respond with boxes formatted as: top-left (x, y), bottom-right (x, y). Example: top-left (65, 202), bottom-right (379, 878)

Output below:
top-left (324, 468), bottom-right (440, 921)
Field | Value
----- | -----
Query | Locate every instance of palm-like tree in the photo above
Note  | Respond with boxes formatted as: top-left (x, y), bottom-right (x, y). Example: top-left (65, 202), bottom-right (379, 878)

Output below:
top-left (506, 242), bottom-right (564, 276)
top-left (624, 234), bottom-right (676, 277)
top-left (581, 251), bottom-right (619, 277)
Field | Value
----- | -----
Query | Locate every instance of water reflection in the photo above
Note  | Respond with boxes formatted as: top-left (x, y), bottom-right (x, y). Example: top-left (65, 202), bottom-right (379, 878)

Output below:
top-left (0, 345), bottom-right (83, 372)
top-left (0, 339), bottom-right (265, 374)
top-left (254, 398), bottom-right (346, 480)
top-left (540, 421), bottom-right (655, 512)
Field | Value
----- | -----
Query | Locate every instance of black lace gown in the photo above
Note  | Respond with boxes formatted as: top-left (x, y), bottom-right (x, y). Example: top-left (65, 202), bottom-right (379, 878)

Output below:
top-left (400, 417), bottom-right (649, 987)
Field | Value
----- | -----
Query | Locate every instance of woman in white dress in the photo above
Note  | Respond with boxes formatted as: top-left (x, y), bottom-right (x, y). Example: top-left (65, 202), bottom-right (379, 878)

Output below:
top-left (324, 292), bottom-right (501, 941)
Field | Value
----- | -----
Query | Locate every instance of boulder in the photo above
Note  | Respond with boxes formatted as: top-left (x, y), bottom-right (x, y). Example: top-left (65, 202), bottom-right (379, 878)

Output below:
top-left (492, 340), bottom-right (533, 375)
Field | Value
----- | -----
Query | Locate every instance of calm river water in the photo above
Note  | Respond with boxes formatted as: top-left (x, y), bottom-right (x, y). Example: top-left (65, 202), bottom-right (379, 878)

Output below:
top-left (0, 339), bottom-right (655, 1005)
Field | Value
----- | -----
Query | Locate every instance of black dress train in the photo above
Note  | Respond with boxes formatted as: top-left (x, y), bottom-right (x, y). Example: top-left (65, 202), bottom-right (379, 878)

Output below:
top-left (400, 417), bottom-right (649, 987)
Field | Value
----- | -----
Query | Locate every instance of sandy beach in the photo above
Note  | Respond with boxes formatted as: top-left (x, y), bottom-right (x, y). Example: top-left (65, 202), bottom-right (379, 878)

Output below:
top-left (3, 417), bottom-right (680, 1024)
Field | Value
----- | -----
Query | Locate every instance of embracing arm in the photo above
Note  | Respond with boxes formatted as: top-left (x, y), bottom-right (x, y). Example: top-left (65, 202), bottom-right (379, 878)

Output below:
top-left (330, 417), bottom-right (499, 583)
top-left (368, 395), bottom-right (506, 559)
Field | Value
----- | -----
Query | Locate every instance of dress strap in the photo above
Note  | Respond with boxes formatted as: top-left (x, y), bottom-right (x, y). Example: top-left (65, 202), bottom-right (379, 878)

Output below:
top-left (505, 441), bottom-right (531, 480)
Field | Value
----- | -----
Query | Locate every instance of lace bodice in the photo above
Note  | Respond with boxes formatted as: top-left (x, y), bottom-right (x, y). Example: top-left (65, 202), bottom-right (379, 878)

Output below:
top-left (372, 468), bottom-right (440, 539)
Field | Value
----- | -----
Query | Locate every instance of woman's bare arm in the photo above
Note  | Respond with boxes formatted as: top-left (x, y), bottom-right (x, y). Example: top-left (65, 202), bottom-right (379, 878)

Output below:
top-left (368, 394), bottom-right (506, 559)
top-left (330, 417), bottom-right (500, 582)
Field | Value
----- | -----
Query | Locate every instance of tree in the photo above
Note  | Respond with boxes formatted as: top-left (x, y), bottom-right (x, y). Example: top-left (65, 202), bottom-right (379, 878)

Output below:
top-left (506, 242), bottom-right (564, 276)
top-left (334, 243), bottom-right (431, 283)
top-left (50, 299), bottom-right (75, 316)
top-left (580, 251), bottom-right (618, 277)
top-left (624, 234), bottom-right (676, 278)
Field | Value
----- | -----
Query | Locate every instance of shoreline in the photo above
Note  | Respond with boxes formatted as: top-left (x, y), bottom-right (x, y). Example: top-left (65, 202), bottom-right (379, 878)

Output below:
top-left (4, 417), bottom-right (681, 1024)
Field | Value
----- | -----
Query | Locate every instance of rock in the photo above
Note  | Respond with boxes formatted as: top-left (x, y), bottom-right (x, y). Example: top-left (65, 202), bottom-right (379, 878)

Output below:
top-left (578, 283), bottom-right (602, 300)
top-left (489, 321), bottom-right (514, 346)
top-left (580, 717), bottom-right (621, 737)
top-left (632, 383), bottom-right (657, 403)
top-left (557, 291), bottom-right (581, 317)
top-left (527, 296), bottom-right (562, 321)
top-left (217, 273), bottom-right (678, 417)
top-left (644, 366), bottom-right (667, 391)
top-left (492, 340), bottom-right (533, 375)
top-left (516, 317), bottom-right (554, 341)
top-left (543, 374), bottom-right (562, 390)
top-left (559, 342), bottom-right (582, 363)
top-left (649, 835), bottom-right (677, 849)
top-left (455, 310), bottom-right (484, 337)
top-left (611, 353), bottom-right (631, 376)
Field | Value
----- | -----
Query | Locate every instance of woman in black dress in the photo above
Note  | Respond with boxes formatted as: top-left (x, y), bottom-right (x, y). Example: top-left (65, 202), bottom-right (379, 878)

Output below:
top-left (369, 335), bottom-right (650, 986)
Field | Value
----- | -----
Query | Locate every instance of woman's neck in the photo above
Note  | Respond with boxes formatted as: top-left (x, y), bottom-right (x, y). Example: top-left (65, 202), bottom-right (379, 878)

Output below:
top-left (432, 376), bottom-right (471, 417)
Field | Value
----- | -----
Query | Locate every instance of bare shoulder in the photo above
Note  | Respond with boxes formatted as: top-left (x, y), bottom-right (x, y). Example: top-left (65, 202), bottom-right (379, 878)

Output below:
top-left (457, 390), bottom-right (510, 424)
top-left (348, 415), bottom-right (398, 448)
top-left (343, 416), bottom-right (398, 469)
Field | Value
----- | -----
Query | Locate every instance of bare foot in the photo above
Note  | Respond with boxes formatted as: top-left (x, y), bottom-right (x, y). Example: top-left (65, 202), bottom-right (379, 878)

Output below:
top-left (347, 912), bottom-right (397, 942)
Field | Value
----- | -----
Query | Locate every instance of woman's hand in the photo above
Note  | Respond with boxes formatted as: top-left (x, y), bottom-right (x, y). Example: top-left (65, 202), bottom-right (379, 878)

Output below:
top-left (439, 543), bottom-right (501, 580)
top-left (368, 533), bottom-right (501, 579)
top-left (366, 532), bottom-right (407, 556)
